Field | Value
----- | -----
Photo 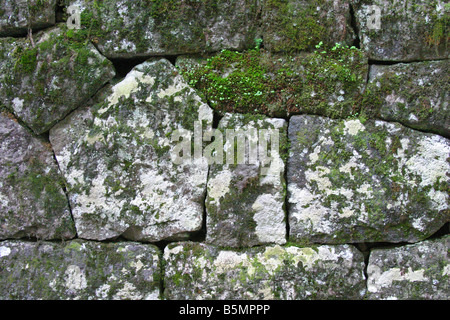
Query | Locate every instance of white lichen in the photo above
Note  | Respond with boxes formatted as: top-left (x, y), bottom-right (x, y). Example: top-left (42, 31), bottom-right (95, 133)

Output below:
top-left (64, 265), bottom-right (87, 291)
top-left (0, 246), bottom-right (11, 258)
top-left (252, 193), bottom-right (286, 244)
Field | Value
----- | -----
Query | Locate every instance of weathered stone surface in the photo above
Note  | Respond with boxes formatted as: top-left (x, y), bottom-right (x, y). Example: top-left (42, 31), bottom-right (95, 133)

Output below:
top-left (367, 236), bottom-right (449, 300)
top-left (261, 0), bottom-right (355, 52)
top-left (364, 60), bottom-right (449, 138)
top-left (179, 46), bottom-right (368, 118)
top-left (0, 0), bottom-right (56, 37)
top-left (66, 0), bottom-right (259, 58)
top-left (164, 242), bottom-right (366, 300)
top-left (0, 240), bottom-right (160, 299)
top-left (205, 113), bottom-right (287, 247)
top-left (0, 26), bottom-right (115, 134)
top-left (288, 115), bottom-right (450, 244)
top-left (50, 58), bottom-right (213, 242)
top-left (352, 0), bottom-right (449, 61)
top-left (0, 112), bottom-right (75, 240)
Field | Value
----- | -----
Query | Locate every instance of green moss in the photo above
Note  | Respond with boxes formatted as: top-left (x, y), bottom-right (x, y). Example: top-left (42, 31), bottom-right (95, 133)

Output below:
top-left (362, 61), bottom-right (449, 130)
top-left (64, 241), bottom-right (83, 253)
top-left (13, 46), bottom-right (38, 74)
top-left (181, 45), bottom-right (366, 118)
top-left (66, 0), bottom-right (233, 54)
top-left (0, 22), bottom-right (114, 133)
top-left (264, 0), bottom-right (328, 52)
top-left (5, 157), bottom-right (69, 216)
top-left (28, 0), bottom-right (46, 18)
top-left (424, 9), bottom-right (449, 48)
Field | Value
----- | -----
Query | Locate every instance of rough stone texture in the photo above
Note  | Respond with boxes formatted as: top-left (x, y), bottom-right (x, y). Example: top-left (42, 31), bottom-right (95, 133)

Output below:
top-left (0, 112), bottom-right (75, 240)
top-left (164, 242), bottom-right (366, 300)
top-left (0, 26), bottom-right (115, 134)
top-left (367, 236), bottom-right (449, 300)
top-left (288, 115), bottom-right (450, 244)
top-left (66, 0), bottom-right (259, 58)
top-left (352, 0), bottom-right (449, 61)
top-left (205, 113), bottom-right (287, 247)
top-left (365, 60), bottom-right (449, 138)
top-left (0, 0), bottom-right (56, 37)
top-left (0, 240), bottom-right (160, 300)
top-left (50, 58), bottom-right (213, 242)
top-left (178, 47), bottom-right (368, 118)
top-left (261, 0), bottom-right (355, 52)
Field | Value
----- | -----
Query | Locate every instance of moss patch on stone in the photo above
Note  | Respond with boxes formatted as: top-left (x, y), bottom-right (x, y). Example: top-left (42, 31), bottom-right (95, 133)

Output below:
top-left (0, 24), bottom-right (115, 134)
top-left (180, 45), bottom-right (367, 118)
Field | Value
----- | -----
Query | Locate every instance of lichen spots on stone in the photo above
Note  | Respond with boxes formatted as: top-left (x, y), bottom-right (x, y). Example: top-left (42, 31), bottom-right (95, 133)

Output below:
top-left (207, 170), bottom-right (232, 204)
top-left (164, 242), bottom-right (366, 300)
top-left (288, 115), bottom-right (450, 243)
top-left (105, 69), bottom-right (155, 109)
top-left (64, 265), bottom-right (88, 291)
top-left (0, 246), bottom-right (11, 258)
top-left (50, 58), bottom-right (209, 242)
top-left (344, 119), bottom-right (365, 136)
top-left (252, 193), bottom-right (286, 244)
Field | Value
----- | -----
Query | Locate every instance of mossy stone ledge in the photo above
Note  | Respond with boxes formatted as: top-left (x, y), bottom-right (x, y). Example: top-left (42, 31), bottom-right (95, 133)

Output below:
top-left (0, 240), bottom-right (161, 299)
top-left (63, 0), bottom-right (260, 58)
top-left (367, 236), bottom-right (450, 300)
top-left (164, 241), bottom-right (366, 300)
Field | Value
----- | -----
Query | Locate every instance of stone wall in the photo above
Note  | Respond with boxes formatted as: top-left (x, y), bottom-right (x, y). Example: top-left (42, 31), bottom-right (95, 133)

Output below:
top-left (0, 0), bottom-right (448, 300)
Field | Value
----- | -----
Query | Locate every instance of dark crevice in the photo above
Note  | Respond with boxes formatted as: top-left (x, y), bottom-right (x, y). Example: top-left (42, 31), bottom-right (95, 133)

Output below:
top-left (0, 108), bottom-right (37, 137)
top-left (56, 1), bottom-right (66, 23)
top-left (40, 131), bottom-right (50, 142)
top-left (284, 162), bottom-right (290, 243)
top-left (369, 116), bottom-right (450, 139)
top-left (212, 110), bottom-right (222, 129)
top-left (158, 248), bottom-right (166, 299)
top-left (164, 55), bottom-right (178, 66)
top-left (369, 57), bottom-right (450, 65)
top-left (109, 55), bottom-right (179, 78)
top-left (109, 56), bottom-right (152, 78)
top-left (349, 4), bottom-right (361, 49)
top-left (359, 241), bottom-right (411, 250)
top-left (425, 222), bottom-right (450, 240)
top-left (352, 243), bottom-right (370, 281)
top-left (0, 32), bottom-right (28, 39)
top-left (188, 167), bottom-right (210, 243)
top-left (152, 240), bottom-right (171, 252)
top-left (39, 130), bottom-right (78, 240)
top-left (48, 141), bottom-right (78, 239)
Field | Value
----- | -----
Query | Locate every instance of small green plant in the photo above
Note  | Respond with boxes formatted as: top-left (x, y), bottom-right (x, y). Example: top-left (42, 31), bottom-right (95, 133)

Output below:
top-left (255, 38), bottom-right (263, 50)
top-left (180, 42), bottom-right (366, 118)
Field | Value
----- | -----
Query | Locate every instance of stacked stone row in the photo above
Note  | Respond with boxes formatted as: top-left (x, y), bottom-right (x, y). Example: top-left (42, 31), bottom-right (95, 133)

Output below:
top-left (0, 0), bottom-right (448, 300)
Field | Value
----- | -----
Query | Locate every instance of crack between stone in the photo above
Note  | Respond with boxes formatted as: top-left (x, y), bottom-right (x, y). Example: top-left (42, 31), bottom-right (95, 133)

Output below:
top-left (49, 140), bottom-right (78, 239)
top-left (349, 3), bottom-right (361, 50)
top-left (369, 57), bottom-right (450, 65)
top-left (284, 150), bottom-right (290, 244)
top-left (365, 116), bottom-right (450, 139)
